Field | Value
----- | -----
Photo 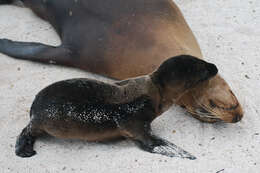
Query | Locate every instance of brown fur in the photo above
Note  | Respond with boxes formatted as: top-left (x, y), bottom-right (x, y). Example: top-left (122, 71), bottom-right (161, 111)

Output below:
top-left (0, 0), bottom-right (243, 123)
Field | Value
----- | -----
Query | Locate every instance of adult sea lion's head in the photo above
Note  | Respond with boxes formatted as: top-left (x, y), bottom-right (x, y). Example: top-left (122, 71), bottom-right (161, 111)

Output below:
top-left (177, 71), bottom-right (243, 123)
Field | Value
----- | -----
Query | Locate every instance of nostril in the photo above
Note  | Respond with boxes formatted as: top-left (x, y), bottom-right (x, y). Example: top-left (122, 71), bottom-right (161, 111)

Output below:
top-left (180, 105), bottom-right (186, 109)
top-left (232, 114), bottom-right (243, 123)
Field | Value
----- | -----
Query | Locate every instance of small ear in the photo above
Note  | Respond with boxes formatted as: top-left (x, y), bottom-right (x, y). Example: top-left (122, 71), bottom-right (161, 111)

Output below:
top-left (206, 63), bottom-right (218, 77)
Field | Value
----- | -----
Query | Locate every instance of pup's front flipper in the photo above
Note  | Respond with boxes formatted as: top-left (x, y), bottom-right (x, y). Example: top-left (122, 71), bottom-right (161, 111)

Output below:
top-left (135, 135), bottom-right (196, 160)
top-left (120, 122), bottom-right (196, 160)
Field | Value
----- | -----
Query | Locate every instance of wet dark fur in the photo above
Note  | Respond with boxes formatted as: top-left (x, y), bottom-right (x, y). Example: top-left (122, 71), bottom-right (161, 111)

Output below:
top-left (15, 55), bottom-right (218, 159)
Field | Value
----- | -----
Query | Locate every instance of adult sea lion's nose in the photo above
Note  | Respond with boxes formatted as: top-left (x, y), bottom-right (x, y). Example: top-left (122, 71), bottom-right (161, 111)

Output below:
top-left (232, 113), bottom-right (243, 123)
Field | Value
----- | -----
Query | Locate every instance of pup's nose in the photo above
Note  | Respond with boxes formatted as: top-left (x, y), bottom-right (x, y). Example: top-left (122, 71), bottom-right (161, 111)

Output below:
top-left (232, 113), bottom-right (243, 123)
top-left (207, 63), bottom-right (218, 77)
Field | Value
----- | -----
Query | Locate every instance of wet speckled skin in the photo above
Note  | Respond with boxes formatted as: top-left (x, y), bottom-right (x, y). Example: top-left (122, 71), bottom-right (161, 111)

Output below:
top-left (15, 55), bottom-right (218, 159)
top-left (31, 79), bottom-right (155, 141)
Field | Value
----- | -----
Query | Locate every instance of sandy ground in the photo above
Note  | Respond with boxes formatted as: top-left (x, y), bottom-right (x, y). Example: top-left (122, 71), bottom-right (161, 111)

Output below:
top-left (0, 0), bottom-right (259, 173)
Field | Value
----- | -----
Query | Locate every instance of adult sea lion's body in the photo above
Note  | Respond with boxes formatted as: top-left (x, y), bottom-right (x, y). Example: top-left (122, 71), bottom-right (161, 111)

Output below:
top-left (15, 55), bottom-right (218, 158)
top-left (0, 0), bottom-right (243, 123)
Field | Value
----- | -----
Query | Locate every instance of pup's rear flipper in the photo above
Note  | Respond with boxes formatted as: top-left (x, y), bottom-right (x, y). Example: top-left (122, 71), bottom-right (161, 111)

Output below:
top-left (15, 125), bottom-right (37, 158)
top-left (135, 135), bottom-right (196, 160)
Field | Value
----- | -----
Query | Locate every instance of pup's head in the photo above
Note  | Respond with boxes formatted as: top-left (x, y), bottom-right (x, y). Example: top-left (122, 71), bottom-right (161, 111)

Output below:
top-left (151, 55), bottom-right (218, 102)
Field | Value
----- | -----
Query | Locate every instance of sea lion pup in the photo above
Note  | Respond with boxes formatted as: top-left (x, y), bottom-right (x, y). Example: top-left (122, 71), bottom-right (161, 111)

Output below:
top-left (0, 0), bottom-right (242, 123)
top-left (15, 55), bottom-right (218, 159)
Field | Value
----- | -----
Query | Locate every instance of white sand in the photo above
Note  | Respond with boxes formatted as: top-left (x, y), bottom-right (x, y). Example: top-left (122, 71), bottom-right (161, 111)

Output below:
top-left (0, 0), bottom-right (259, 172)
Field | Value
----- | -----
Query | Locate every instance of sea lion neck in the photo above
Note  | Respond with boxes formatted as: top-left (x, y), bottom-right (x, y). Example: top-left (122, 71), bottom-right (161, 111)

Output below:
top-left (114, 75), bottom-right (159, 100)
top-left (149, 73), bottom-right (178, 115)
top-left (112, 75), bottom-right (162, 115)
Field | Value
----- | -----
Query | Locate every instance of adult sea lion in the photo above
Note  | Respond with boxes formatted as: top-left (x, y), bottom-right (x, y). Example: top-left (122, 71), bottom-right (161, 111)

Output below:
top-left (15, 55), bottom-right (218, 158)
top-left (0, 0), bottom-right (243, 123)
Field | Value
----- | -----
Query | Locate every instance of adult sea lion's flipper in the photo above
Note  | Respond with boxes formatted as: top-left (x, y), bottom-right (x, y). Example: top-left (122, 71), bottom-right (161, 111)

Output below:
top-left (0, 39), bottom-right (73, 66)
top-left (0, 0), bottom-right (13, 4)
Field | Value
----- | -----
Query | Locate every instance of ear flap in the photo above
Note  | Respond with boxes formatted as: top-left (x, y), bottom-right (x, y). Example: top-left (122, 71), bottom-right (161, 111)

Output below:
top-left (206, 63), bottom-right (218, 77)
